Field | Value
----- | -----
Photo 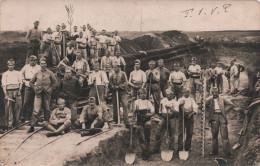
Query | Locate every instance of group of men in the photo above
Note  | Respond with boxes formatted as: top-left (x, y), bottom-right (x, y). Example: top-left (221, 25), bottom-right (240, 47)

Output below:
top-left (1, 20), bottom-right (241, 161)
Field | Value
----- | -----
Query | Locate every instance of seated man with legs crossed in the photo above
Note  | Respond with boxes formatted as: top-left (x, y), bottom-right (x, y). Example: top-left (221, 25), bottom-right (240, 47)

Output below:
top-left (42, 98), bottom-right (71, 137)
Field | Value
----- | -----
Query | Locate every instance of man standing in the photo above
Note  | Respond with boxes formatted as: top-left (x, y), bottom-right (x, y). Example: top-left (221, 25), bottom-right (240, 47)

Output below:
top-left (156, 59), bottom-right (170, 97)
top-left (188, 57), bottom-right (202, 103)
top-left (100, 51), bottom-right (114, 78)
top-left (109, 63), bottom-right (129, 126)
top-left (60, 23), bottom-right (70, 60)
top-left (113, 30), bottom-right (121, 54)
top-left (146, 61), bottom-right (161, 115)
top-left (112, 52), bottom-right (126, 71)
top-left (206, 87), bottom-right (235, 158)
top-left (88, 31), bottom-right (99, 66)
top-left (75, 97), bottom-right (104, 129)
top-left (168, 62), bottom-right (187, 99)
top-left (154, 89), bottom-right (179, 153)
top-left (27, 58), bottom-right (58, 133)
top-left (88, 62), bottom-right (109, 111)
top-left (26, 21), bottom-right (42, 62)
top-left (215, 62), bottom-right (224, 94)
top-left (1, 59), bottom-right (22, 129)
top-left (71, 26), bottom-right (79, 41)
top-left (52, 25), bottom-right (62, 64)
top-left (107, 34), bottom-right (117, 57)
top-left (229, 60), bottom-right (239, 95)
top-left (128, 59), bottom-right (146, 99)
top-left (76, 32), bottom-right (87, 60)
top-left (59, 68), bottom-right (82, 127)
top-left (133, 88), bottom-right (155, 160)
top-left (177, 89), bottom-right (198, 153)
top-left (20, 55), bottom-right (41, 122)
top-left (95, 30), bottom-right (110, 57)
top-left (209, 63), bottom-right (217, 91)
top-left (42, 98), bottom-right (71, 137)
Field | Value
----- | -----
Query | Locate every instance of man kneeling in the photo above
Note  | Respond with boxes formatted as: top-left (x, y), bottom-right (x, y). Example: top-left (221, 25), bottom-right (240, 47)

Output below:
top-left (42, 98), bottom-right (71, 137)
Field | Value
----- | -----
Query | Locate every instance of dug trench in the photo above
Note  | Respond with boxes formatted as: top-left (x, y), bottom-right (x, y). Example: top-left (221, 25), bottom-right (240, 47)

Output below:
top-left (0, 31), bottom-right (259, 166)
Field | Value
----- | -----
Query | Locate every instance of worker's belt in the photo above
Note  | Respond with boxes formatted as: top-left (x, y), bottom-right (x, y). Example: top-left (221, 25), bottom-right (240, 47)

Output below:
top-left (6, 84), bottom-right (19, 90)
top-left (30, 40), bottom-right (40, 43)
top-left (91, 45), bottom-right (97, 47)
top-left (214, 111), bottom-right (222, 114)
top-left (172, 82), bottom-right (182, 85)
top-left (78, 46), bottom-right (86, 49)
top-left (136, 109), bottom-right (151, 125)
top-left (159, 113), bottom-right (175, 119)
top-left (190, 75), bottom-right (200, 78)
top-left (108, 45), bottom-right (115, 46)
top-left (25, 79), bottom-right (31, 81)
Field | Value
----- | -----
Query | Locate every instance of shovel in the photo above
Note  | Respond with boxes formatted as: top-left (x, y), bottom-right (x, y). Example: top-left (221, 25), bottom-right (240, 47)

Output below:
top-left (161, 108), bottom-right (173, 161)
top-left (179, 110), bottom-right (189, 160)
top-left (125, 114), bottom-right (136, 164)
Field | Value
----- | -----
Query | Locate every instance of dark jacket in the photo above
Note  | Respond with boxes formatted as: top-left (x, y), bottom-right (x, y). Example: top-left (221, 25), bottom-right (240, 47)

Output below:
top-left (109, 71), bottom-right (128, 93)
top-left (205, 96), bottom-right (234, 123)
top-left (59, 76), bottom-right (81, 103)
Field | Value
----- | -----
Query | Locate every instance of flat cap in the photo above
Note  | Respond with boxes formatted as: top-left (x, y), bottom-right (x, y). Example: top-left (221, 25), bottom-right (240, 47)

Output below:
top-left (212, 87), bottom-right (218, 92)
top-left (89, 97), bottom-right (96, 102)
top-left (139, 88), bottom-right (147, 94)
top-left (174, 62), bottom-right (180, 67)
top-left (29, 55), bottom-right (37, 60)
top-left (7, 59), bottom-right (15, 65)
top-left (166, 89), bottom-right (173, 94)
top-left (149, 61), bottom-right (155, 65)
top-left (135, 59), bottom-right (141, 64)
top-left (39, 57), bottom-right (47, 62)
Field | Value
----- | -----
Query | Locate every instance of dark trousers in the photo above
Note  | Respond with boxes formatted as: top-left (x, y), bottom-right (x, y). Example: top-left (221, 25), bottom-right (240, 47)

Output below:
top-left (178, 113), bottom-right (194, 151)
top-left (160, 84), bottom-right (167, 97)
top-left (67, 100), bottom-right (78, 125)
top-left (171, 84), bottom-right (183, 99)
top-left (112, 91), bottom-right (129, 124)
top-left (136, 121), bottom-right (152, 152)
top-left (211, 114), bottom-right (231, 156)
top-left (22, 87), bottom-right (35, 121)
top-left (155, 116), bottom-right (177, 150)
top-left (75, 118), bottom-right (104, 129)
top-left (216, 75), bottom-right (223, 93)
top-left (89, 85), bottom-right (107, 112)
top-left (147, 87), bottom-right (161, 115)
top-left (31, 91), bottom-right (51, 126)
top-left (26, 41), bottom-right (40, 63)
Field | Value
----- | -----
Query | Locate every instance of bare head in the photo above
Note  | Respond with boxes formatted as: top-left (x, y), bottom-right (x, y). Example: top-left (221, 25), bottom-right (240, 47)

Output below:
top-left (93, 62), bottom-right (100, 71)
top-left (61, 23), bottom-right (66, 29)
top-left (166, 89), bottom-right (174, 101)
top-left (29, 55), bottom-right (37, 66)
top-left (101, 29), bottom-right (106, 35)
top-left (183, 89), bottom-right (190, 98)
top-left (149, 61), bottom-right (155, 70)
top-left (212, 87), bottom-right (219, 99)
top-left (7, 59), bottom-right (15, 71)
top-left (65, 68), bottom-right (72, 79)
top-left (40, 58), bottom-right (47, 70)
top-left (56, 25), bottom-right (60, 31)
top-left (73, 26), bottom-right (78, 32)
top-left (139, 88), bottom-right (147, 100)
top-left (79, 31), bottom-right (83, 38)
top-left (158, 59), bottom-right (164, 68)
top-left (82, 25), bottom-right (86, 31)
top-left (34, 21), bottom-right (39, 29)
top-left (89, 97), bottom-right (96, 109)
top-left (57, 98), bottom-right (66, 110)
top-left (134, 59), bottom-right (141, 70)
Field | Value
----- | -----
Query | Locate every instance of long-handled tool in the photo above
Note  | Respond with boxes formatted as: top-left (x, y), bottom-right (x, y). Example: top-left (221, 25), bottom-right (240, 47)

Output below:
top-left (116, 90), bottom-right (121, 124)
top-left (125, 108), bottom-right (136, 164)
top-left (0, 121), bottom-right (30, 139)
top-left (161, 108), bottom-right (173, 161)
top-left (148, 73), bottom-right (152, 100)
top-left (179, 110), bottom-right (189, 160)
top-left (95, 82), bottom-right (101, 105)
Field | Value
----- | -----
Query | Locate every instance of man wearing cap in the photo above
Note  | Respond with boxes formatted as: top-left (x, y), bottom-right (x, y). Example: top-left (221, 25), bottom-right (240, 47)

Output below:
top-left (154, 89), bottom-right (179, 153)
top-left (169, 62), bottom-right (187, 99)
top-left (76, 32), bottom-right (87, 60)
top-left (26, 21), bottom-right (42, 62)
top-left (215, 62), bottom-right (224, 94)
top-left (146, 61), bottom-right (161, 114)
top-left (109, 63), bottom-right (129, 126)
top-left (20, 55), bottom-right (41, 122)
top-left (59, 68), bottom-right (81, 127)
top-left (52, 25), bottom-right (62, 63)
top-left (100, 51), bottom-right (114, 78)
top-left (112, 52), bottom-right (126, 71)
top-left (129, 59), bottom-right (146, 99)
top-left (229, 60), bottom-right (239, 95)
top-left (75, 97), bottom-right (104, 129)
top-left (113, 30), bottom-right (121, 54)
top-left (156, 59), bottom-right (170, 97)
top-left (42, 98), bottom-right (71, 137)
top-left (88, 62), bottom-right (109, 111)
top-left (133, 88), bottom-right (155, 160)
top-left (71, 26), bottom-right (79, 41)
top-left (2, 59), bottom-right (23, 129)
top-left (177, 89), bottom-right (198, 153)
top-left (27, 58), bottom-right (58, 133)
top-left (60, 23), bottom-right (70, 60)
top-left (188, 57), bottom-right (202, 103)
top-left (89, 31), bottom-right (99, 66)
top-left (206, 87), bottom-right (235, 158)
top-left (95, 30), bottom-right (110, 57)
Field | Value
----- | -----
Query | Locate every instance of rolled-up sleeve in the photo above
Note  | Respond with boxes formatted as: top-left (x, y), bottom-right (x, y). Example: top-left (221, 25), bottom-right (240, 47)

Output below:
top-left (1, 73), bottom-right (6, 87)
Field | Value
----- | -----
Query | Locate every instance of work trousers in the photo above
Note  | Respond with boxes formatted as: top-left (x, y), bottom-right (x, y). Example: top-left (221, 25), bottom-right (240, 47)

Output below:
top-left (31, 90), bottom-right (52, 126)
top-left (155, 116), bottom-right (177, 150)
top-left (90, 47), bottom-right (99, 65)
top-left (53, 44), bottom-right (61, 65)
top-left (178, 113), bottom-right (194, 151)
top-left (26, 41), bottom-right (40, 63)
top-left (136, 120), bottom-right (152, 152)
top-left (75, 118), bottom-right (104, 129)
top-left (79, 48), bottom-right (87, 60)
top-left (211, 114), bottom-right (231, 156)
top-left (160, 84), bottom-right (168, 97)
top-left (22, 86), bottom-right (35, 121)
top-left (112, 91), bottom-right (129, 124)
top-left (115, 43), bottom-right (121, 53)
top-left (171, 83), bottom-right (183, 99)
top-left (230, 76), bottom-right (239, 94)
top-left (216, 74), bottom-right (223, 93)
top-left (89, 85), bottom-right (107, 111)
top-left (66, 100), bottom-right (78, 125)
top-left (147, 86), bottom-right (161, 115)
top-left (130, 86), bottom-right (141, 99)
top-left (190, 78), bottom-right (202, 103)
top-left (107, 45), bottom-right (115, 56)
top-left (4, 89), bottom-right (22, 128)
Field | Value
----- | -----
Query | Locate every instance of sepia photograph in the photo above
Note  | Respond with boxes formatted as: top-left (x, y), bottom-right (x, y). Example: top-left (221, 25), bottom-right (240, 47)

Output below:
top-left (0, 0), bottom-right (259, 165)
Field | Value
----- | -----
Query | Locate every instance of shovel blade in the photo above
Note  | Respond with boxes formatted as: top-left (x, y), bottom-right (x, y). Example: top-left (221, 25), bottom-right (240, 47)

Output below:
top-left (125, 153), bottom-right (136, 165)
top-left (232, 143), bottom-right (242, 150)
top-left (161, 150), bottom-right (173, 161)
top-left (179, 151), bottom-right (189, 160)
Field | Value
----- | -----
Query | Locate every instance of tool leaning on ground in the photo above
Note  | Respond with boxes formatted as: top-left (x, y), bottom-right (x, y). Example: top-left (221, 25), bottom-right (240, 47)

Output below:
top-left (125, 108), bottom-right (136, 164)
top-left (179, 108), bottom-right (189, 160)
top-left (161, 108), bottom-right (173, 161)
top-left (0, 121), bottom-right (30, 139)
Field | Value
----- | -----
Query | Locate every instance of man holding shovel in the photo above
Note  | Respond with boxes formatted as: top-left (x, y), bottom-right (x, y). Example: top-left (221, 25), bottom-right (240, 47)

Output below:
top-left (109, 63), bottom-right (130, 127)
top-left (205, 87), bottom-right (235, 158)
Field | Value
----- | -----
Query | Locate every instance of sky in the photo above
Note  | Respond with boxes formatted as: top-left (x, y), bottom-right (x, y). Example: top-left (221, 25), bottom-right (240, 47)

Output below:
top-left (0, 0), bottom-right (259, 32)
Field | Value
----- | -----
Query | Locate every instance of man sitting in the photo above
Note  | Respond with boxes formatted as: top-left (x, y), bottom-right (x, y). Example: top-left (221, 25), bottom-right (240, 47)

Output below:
top-left (42, 98), bottom-right (71, 137)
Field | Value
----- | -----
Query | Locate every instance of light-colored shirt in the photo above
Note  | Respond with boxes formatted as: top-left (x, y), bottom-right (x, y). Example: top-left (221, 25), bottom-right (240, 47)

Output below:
top-left (214, 99), bottom-right (221, 112)
top-left (134, 99), bottom-right (155, 114)
top-left (88, 70), bottom-right (109, 85)
top-left (42, 33), bottom-right (53, 42)
top-left (230, 65), bottom-right (238, 77)
top-left (113, 35), bottom-right (121, 43)
top-left (76, 37), bottom-right (87, 44)
top-left (52, 31), bottom-right (62, 41)
top-left (89, 36), bottom-right (98, 47)
top-left (178, 97), bottom-right (198, 113)
top-left (49, 107), bottom-right (71, 124)
top-left (101, 56), bottom-right (113, 72)
top-left (71, 31), bottom-right (79, 38)
top-left (96, 35), bottom-right (110, 44)
top-left (72, 59), bottom-right (90, 73)
top-left (79, 105), bottom-right (102, 124)
top-left (215, 67), bottom-right (223, 75)
top-left (188, 64), bottom-right (201, 73)
top-left (112, 56), bottom-right (126, 67)
top-left (82, 30), bottom-right (91, 40)
top-left (20, 64), bottom-right (41, 86)
top-left (129, 69), bottom-right (146, 84)
top-left (108, 37), bottom-right (117, 45)
top-left (160, 98), bottom-right (179, 114)
top-left (169, 71), bottom-right (186, 84)
top-left (2, 70), bottom-right (22, 89)
top-left (26, 28), bottom-right (42, 42)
